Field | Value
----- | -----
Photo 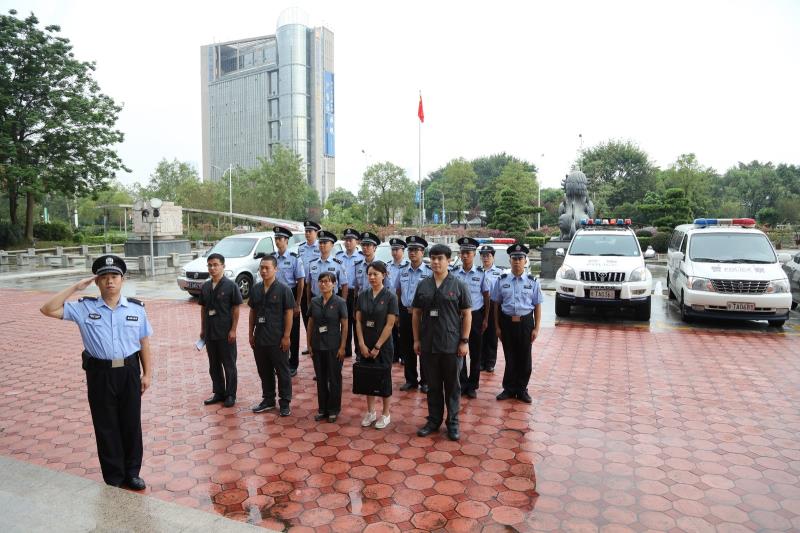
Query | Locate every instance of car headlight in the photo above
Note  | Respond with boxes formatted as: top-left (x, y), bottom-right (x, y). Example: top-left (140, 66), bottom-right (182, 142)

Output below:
top-left (688, 276), bottom-right (715, 292)
top-left (224, 270), bottom-right (234, 278)
top-left (767, 279), bottom-right (790, 294)
top-left (180, 268), bottom-right (186, 277)
top-left (629, 267), bottom-right (648, 282)
top-left (557, 265), bottom-right (577, 280)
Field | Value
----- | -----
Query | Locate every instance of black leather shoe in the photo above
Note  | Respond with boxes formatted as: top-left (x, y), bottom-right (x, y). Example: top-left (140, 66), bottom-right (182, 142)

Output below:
top-left (328, 414), bottom-right (338, 423)
top-left (302, 349), bottom-right (309, 355)
top-left (223, 396), bottom-right (235, 408)
top-left (447, 427), bottom-right (460, 441)
top-left (125, 477), bottom-right (146, 491)
top-left (252, 400), bottom-right (276, 413)
top-left (279, 406), bottom-right (291, 417)
top-left (417, 424), bottom-right (438, 437)
top-left (204, 395), bottom-right (224, 405)
top-left (486, 366), bottom-right (495, 373)
top-left (290, 368), bottom-right (298, 377)
top-left (399, 382), bottom-right (418, 392)
top-left (496, 390), bottom-right (513, 401)
top-left (518, 391), bottom-right (533, 404)
top-left (420, 384), bottom-right (429, 393)
top-left (465, 389), bottom-right (478, 399)
top-left (314, 413), bottom-right (327, 421)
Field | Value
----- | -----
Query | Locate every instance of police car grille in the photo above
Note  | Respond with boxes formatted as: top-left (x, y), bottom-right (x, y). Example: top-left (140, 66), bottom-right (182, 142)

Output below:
top-left (580, 271), bottom-right (625, 282)
top-left (711, 279), bottom-right (768, 294)
top-left (189, 272), bottom-right (210, 280)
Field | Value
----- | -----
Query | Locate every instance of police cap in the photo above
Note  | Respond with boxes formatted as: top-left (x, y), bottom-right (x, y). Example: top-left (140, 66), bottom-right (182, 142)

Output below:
top-left (405, 235), bottom-right (428, 249)
top-left (507, 243), bottom-right (530, 258)
top-left (360, 231), bottom-right (381, 246)
top-left (457, 237), bottom-right (479, 251)
top-left (304, 220), bottom-right (321, 231)
top-left (343, 228), bottom-right (360, 240)
top-left (389, 237), bottom-right (407, 249)
top-left (479, 244), bottom-right (495, 255)
top-left (92, 254), bottom-right (127, 276)
top-left (317, 230), bottom-right (338, 243)
top-left (273, 226), bottom-right (293, 239)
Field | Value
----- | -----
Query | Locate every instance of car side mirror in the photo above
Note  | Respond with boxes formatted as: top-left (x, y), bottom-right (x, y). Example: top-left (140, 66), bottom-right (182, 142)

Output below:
top-left (674, 251), bottom-right (684, 262)
top-left (777, 253), bottom-right (791, 265)
top-left (254, 252), bottom-right (266, 259)
top-left (555, 248), bottom-right (565, 257)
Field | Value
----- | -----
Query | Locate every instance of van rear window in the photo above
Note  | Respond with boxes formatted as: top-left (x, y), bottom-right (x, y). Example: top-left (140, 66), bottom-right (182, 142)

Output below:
top-left (689, 233), bottom-right (776, 263)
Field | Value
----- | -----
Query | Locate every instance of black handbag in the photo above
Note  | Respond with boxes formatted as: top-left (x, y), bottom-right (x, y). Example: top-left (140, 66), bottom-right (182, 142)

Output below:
top-left (352, 359), bottom-right (392, 397)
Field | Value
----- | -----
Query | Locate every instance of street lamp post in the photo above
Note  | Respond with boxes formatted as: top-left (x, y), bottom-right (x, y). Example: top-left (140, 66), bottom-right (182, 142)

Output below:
top-left (136, 198), bottom-right (162, 277)
top-left (211, 164), bottom-right (234, 227)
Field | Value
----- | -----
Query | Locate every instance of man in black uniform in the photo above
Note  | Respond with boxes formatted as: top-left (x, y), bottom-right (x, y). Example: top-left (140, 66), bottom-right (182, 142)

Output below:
top-left (412, 244), bottom-right (472, 441)
top-left (199, 253), bottom-right (243, 408)
top-left (39, 255), bottom-right (153, 490)
top-left (248, 255), bottom-right (295, 417)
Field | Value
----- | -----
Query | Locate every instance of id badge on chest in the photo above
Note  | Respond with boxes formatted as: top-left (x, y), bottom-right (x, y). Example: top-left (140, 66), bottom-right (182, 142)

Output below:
top-left (319, 325), bottom-right (328, 333)
top-left (208, 309), bottom-right (217, 317)
top-left (258, 316), bottom-right (266, 324)
top-left (430, 309), bottom-right (439, 317)
top-left (366, 320), bottom-right (375, 328)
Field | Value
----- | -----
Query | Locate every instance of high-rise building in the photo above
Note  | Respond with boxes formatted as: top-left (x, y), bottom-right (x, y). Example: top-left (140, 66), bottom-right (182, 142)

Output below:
top-left (200, 9), bottom-right (334, 202)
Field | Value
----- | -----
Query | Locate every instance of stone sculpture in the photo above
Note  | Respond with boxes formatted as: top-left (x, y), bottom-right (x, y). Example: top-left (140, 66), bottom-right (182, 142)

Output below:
top-left (557, 169), bottom-right (595, 241)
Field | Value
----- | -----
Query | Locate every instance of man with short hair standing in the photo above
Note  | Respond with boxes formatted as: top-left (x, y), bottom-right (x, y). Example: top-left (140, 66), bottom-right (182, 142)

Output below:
top-left (39, 255), bottom-right (153, 490)
top-left (272, 225), bottom-right (305, 377)
top-left (298, 221), bottom-right (321, 353)
top-left (387, 238), bottom-right (409, 364)
top-left (249, 255), bottom-right (295, 417)
top-left (336, 228), bottom-right (364, 357)
top-left (413, 244), bottom-right (472, 441)
top-left (395, 235), bottom-right (432, 392)
top-left (199, 253), bottom-right (243, 408)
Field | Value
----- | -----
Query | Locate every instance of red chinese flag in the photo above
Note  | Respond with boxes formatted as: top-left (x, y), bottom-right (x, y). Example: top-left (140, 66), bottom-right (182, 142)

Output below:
top-left (418, 95), bottom-right (424, 123)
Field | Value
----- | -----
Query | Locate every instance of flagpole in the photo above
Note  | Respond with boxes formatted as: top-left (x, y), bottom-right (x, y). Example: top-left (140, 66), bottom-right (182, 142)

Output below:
top-left (418, 91), bottom-right (422, 233)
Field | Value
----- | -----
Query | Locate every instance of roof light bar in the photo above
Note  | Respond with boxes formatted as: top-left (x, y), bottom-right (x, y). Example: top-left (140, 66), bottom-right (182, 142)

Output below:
top-left (693, 217), bottom-right (756, 228)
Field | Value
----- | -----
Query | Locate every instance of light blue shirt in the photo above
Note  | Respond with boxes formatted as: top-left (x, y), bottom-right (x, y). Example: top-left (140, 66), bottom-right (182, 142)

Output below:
top-left (387, 259), bottom-right (409, 291)
top-left (307, 256), bottom-right (348, 296)
top-left (336, 249), bottom-right (364, 287)
top-left (479, 264), bottom-right (504, 294)
top-left (490, 273), bottom-right (544, 316)
top-left (272, 249), bottom-right (305, 288)
top-left (298, 240), bottom-right (321, 270)
top-left (452, 263), bottom-right (490, 311)
top-left (63, 296), bottom-right (153, 360)
top-left (353, 258), bottom-right (390, 292)
top-left (394, 262), bottom-right (433, 308)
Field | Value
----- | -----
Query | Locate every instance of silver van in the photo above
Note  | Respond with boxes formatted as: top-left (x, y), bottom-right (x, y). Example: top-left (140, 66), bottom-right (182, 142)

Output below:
top-left (177, 232), bottom-right (303, 299)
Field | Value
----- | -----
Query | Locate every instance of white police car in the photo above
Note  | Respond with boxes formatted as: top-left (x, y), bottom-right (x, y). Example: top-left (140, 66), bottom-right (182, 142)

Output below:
top-left (667, 218), bottom-right (792, 327)
top-left (555, 218), bottom-right (655, 320)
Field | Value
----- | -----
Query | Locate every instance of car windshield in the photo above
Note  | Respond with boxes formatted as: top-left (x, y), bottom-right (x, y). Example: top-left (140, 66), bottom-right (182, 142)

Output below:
top-left (689, 233), bottom-right (776, 263)
top-left (210, 238), bottom-right (257, 258)
top-left (569, 234), bottom-right (641, 257)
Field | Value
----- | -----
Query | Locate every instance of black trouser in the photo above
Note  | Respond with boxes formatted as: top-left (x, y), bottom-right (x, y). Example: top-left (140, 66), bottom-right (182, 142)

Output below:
top-left (343, 290), bottom-right (356, 358)
top-left (301, 293), bottom-right (310, 329)
top-left (289, 299), bottom-right (301, 371)
top-left (206, 338), bottom-right (237, 398)
top-left (399, 305), bottom-right (426, 386)
top-left (499, 312), bottom-right (534, 394)
top-left (459, 308), bottom-right (484, 392)
top-left (391, 324), bottom-right (402, 363)
top-left (422, 352), bottom-right (463, 429)
top-left (312, 349), bottom-right (343, 415)
top-left (481, 304), bottom-right (498, 368)
top-left (85, 354), bottom-right (142, 486)
top-left (253, 344), bottom-right (292, 408)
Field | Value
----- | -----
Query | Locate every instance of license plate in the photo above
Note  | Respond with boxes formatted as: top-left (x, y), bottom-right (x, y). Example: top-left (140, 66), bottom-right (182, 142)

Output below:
top-left (186, 281), bottom-right (203, 290)
top-left (589, 289), bottom-right (615, 299)
top-left (727, 302), bottom-right (755, 312)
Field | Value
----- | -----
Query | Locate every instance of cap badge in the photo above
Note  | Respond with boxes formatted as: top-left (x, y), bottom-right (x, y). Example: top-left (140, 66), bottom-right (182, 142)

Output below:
top-left (106, 257), bottom-right (114, 265)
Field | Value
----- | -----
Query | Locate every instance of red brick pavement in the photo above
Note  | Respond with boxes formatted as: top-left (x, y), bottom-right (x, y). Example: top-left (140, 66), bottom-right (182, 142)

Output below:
top-left (1, 288), bottom-right (800, 531)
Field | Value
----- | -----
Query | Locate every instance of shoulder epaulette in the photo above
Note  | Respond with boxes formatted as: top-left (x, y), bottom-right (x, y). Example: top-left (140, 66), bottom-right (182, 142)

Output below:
top-left (400, 260), bottom-right (409, 266)
top-left (332, 257), bottom-right (342, 264)
top-left (290, 251), bottom-right (298, 257)
top-left (477, 266), bottom-right (484, 272)
top-left (500, 273), bottom-right (509, 279)
top-left (527, 274), bottom-right (537, 281)
top-left (310, 257), bottom-right (320, 263)
top-left (271, 251), bottom-right (278, 256)
top-left (354, 259), bottom-right (364, 265)
top-left (127, 297), bottom-right (145, 307)
top-left (78, 296), bottom-right (98, 302)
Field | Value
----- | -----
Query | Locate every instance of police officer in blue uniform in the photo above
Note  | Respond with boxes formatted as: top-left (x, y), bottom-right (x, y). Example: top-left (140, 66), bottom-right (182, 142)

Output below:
top-left (272, 225), bottom-right (305, 377)
top-left (387, 238), bottom-right (409, 363)
top-left (394, 235), bottom-right (432, 392)
top-left (452, 237), bottom-right (490, 398)
top-left (490, 243), bottom-right (543, 403)
top-left (307, 230), bottom-right (349, 306)
top-left (298, 220), bottom-right (322, 352)
top-left (478, 245), bottom-right (503, 372)
top-left (336, 228), bottom-right (364, 358)
top-left (353, 231), bottom-right (387, 292)
top-left (40, 255), bottom-right (153, 490)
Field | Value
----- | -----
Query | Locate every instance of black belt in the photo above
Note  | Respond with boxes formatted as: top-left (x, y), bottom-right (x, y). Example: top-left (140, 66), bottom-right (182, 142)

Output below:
top-left (501, 311), bottom-right (533, 322)
top-left (82, 351), bottom-right (140, 370)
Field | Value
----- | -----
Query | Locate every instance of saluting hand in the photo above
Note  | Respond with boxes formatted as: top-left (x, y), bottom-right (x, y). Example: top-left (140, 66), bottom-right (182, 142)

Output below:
top-left (75, 276), bottom-right (97, 291)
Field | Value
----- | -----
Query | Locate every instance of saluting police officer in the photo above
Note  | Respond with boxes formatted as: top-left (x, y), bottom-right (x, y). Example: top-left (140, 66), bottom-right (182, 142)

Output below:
top-left (478, 245), bottom-right (503, 372)
top-left (413, 244), bottom-right (472, 441)
top-left (298, 220), bottom-right (322, 353)
top-left (40, 255), bottom-right (153, 490)
top-left (395, 235), bottom-right (432, 392)
top-left (387, 238), bottom-right (409, 364)
top-left (336, 228), bottom-right (364, 358)
top-left (272, 225), bottom-right (305, 377)
top-left (452, 237), bottom-right (490, 398)
top-left (490, 243), bottom-right (543, 403)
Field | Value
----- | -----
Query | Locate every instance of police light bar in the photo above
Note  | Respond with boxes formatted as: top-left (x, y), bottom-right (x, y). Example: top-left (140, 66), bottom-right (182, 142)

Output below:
top-left (693, 218), bottom-right (756, 228)
top-left (580, 218), bottom-right (632, 227)
top-left (493, 238), bottom-right (516, 244)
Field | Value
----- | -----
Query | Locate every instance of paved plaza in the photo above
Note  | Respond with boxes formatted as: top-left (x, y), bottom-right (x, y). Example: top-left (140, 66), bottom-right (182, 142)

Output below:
top-left (1, 286), bottom-right (799, 532)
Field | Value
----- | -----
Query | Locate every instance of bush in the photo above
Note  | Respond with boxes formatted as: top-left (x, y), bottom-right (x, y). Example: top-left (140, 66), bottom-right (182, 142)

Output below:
top-left (527, 236), bottom-right (548, 248)
top-left (72, 232), bottom-right (85, 244)
top-left (85, 232), bottom-right (128, 245)
top-left (0, 222), bottom-right (24, 249)
top-left (34, 221), bottom-right (73, 241)
top-left (637, 237), bottom-right (652, 250)
top-left (651, 232), bottom-right (670, 253)
top-left (635, 229), bottom-right (654, 237)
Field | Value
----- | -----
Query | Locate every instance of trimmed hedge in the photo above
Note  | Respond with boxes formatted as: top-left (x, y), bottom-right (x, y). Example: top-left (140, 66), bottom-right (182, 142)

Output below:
top-left (637, 237), bottom-right (652, 250)
top-left (651, 232), bottom-right (670, 253)
top-left (34, 222), bottom-right (73, 241)
top-left (0, 223), bottom-right (24, 248)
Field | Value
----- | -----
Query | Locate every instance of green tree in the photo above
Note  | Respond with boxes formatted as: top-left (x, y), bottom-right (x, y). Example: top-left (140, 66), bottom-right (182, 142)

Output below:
top-left (358, 161), bottom-right (414, 225)
top-left (325, 187), bottom-right (358, 211)
top-left (77, 180), bottom-right (133, 226)
top-left (0, 10), bottom-right (128, 242)
top-left (441, 158), bottom-right (477, 225)
top-left (718, 161), bottom-right (784, 218)
top-left (491, 188), bottom-right (534, 240)
top-left (756, 206), bottom-right (780, 226)
top-left (579, 140), bottom-right (658, 209)
top-left (659, 154), bottom-right (716, 218)
top-left (485, 161), bottom-right (539, 226)
top-left (638, 188), bottom-right (692, 231)
top-left (236, 145), bottom-right (308, 220)
top-left (138, 158), bottom-right (200, 203)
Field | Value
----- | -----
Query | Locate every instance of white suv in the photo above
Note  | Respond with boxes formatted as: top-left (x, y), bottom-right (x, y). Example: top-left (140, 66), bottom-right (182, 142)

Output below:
top-left (555, 219), bottom-right (655, 320)
top-left (666, 218), bottom-right (792, 327)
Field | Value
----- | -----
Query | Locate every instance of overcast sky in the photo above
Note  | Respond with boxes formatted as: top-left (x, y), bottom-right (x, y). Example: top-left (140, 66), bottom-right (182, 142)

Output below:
top-left (5, 0), bottom-right (799, 192)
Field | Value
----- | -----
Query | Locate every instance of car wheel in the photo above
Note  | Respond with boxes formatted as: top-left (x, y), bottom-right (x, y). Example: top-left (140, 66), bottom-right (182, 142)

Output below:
top-left (667, 275), bottom-right (676, 300)
top-left (792, 301), bottom-right (798, 310)
top-left (635, 297), bottom-right (651, 321)
top-left (679, 291), bottom-right (692, 323)
top-left (555, 295), bottom-right (571, 317)
top-left (235, 273), bottom-right (252, 299)
top-left (768, 319), bottom-right (785, 328)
